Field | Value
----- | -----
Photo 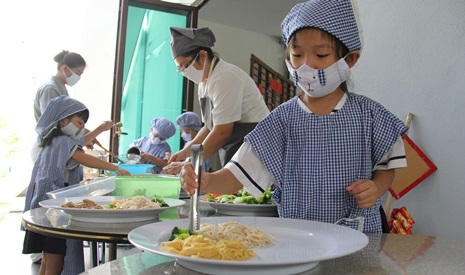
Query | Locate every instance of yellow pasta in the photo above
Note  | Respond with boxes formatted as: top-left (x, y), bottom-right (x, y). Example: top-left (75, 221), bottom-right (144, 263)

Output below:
top-left (160, 221), bottom-right (274, 261)
top-left (161, 235), bottom-right (255, 261)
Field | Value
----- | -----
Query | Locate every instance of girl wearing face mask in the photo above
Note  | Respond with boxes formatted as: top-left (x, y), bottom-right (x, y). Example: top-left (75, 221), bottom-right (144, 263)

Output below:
top-left (31, 51), bottom-right (115, 165)
top-left (179, 0), bottom-right (409, 234)
top-left (163, 112), bottom-right (210, 175)
top-left (22, 96), bottom-right (130, 275)
top-left (168, 27), bottom-right (270, 169)
top-left (132, 117), bottom-right (176, 174)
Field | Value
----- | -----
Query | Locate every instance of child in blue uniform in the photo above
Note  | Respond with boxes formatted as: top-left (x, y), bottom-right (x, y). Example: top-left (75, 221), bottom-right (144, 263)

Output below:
top-left (163, 112), bottom-right (210, 174)
top-left (133, 117), bottom-right (176, 174)
top-left (22, 96), bottom-right (130, 275)
top-left (179, 0), bottom-right (408, 233)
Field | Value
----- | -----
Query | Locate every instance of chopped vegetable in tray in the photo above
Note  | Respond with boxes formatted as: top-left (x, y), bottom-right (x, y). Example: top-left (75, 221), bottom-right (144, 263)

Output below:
top-left (204, 187), bottom-right (275, 205)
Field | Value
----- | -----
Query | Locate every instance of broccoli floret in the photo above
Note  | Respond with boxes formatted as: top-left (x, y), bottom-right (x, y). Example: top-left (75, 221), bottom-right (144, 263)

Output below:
top-left (205, 194), bottom-right (216, 202)
top-left (234, 195), bottom-right (257, 204)
top-left (150, 197), bottom-right (169, 207)
top-left (169, 226), bottom-right (191, 241)
top-left (217, 194), bottom-right (236, 203)
top-left (236, 189), bottom-right (251, 197)
top-left (256, 187), bottom-right (275, 204)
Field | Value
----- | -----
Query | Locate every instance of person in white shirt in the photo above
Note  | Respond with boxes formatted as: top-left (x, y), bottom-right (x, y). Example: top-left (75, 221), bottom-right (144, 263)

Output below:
top-left (168, 27), bottom-right (269, 168)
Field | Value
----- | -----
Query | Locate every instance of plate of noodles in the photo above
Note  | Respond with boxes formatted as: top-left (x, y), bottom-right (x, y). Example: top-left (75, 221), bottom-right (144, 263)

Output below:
top-left (128, 216), bottom-right (368, 275)
top-left (39, 196), bottom-right (185, 223)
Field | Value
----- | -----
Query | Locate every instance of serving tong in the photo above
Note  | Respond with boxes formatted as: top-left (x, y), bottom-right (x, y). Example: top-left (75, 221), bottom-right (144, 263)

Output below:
top-left (189, 144), bottom-right (204, 234)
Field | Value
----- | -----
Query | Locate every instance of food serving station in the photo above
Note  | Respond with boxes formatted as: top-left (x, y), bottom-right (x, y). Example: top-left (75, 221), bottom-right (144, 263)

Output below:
top-left (22, 174), bottom-right (465, 274)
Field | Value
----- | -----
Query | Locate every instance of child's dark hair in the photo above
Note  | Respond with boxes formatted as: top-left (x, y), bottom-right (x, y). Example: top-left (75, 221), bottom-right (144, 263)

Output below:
top-left (39, 109), bottom-right (90, 147)
top-left (54, 50), bottom-right (86, 70)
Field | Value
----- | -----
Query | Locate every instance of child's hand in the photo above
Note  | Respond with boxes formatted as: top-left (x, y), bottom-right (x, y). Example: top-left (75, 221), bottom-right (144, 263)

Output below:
top-left (346, 180), bottom-right (379, 208)
top-left (180, 163), bottom-right (208, 196)
top-left (98, 120), bottom-right (114, 132)
top-left (115, 167), bottom-right (131, 176)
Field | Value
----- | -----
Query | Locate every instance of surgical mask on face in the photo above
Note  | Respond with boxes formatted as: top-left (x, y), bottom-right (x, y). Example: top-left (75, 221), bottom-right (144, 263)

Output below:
top-left (64, 66), bottom-right (81, 87)
top-left (181, 56), bottom-right (206, 84)
top-left (150, 134), bottom-right (162, 144)
top-left (285, 56), bottom-right (350, 98)
top-left (181, 132), bottom-right (192, 142)
top-left (61, 122), bottom-right (84, 140)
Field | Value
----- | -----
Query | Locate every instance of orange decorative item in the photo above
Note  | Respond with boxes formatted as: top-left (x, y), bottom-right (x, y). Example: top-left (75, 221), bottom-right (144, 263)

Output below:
top-left (389, 207), bottom-right (415, 234)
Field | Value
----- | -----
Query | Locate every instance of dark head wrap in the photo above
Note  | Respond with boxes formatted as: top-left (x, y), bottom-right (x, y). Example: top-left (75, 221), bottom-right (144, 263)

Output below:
top-left (36, 95), bottom-right (87, 140)
top-left (169, 27), bottom-right (216, 59)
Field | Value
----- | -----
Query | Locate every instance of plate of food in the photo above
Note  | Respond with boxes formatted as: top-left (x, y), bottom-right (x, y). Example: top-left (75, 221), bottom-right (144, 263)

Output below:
top-left (39, 196), bottom-right (185, 223)
top-left (200, 188), bottom-right (278, 217)
top-left (128, 216), bottom-right (368, 275)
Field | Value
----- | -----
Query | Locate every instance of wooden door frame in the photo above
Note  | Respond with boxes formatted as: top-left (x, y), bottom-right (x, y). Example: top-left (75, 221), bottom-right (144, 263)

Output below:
top-left (110, 0), bottom-right (208, 157)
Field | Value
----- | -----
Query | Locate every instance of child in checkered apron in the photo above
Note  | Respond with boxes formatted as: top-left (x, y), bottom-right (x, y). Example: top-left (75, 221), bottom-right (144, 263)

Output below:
top-left (180, 0), bottom-right (408, 233)
top-left (22, 96), bottom-right (130, 274)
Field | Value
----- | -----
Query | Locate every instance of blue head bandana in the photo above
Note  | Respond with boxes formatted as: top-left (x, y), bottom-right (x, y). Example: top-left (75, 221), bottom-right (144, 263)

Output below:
top-left (36, 95), bottom-right (87, 140)
top-left (281, 0), bottom-right (362, 52)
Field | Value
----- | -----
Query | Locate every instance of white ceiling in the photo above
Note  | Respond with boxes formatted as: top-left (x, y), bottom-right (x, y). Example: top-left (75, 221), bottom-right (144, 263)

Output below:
top-left (199, 0), bottom-right (303, 39)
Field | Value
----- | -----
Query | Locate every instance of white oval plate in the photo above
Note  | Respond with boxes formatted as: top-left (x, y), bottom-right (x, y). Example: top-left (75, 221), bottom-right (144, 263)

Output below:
top-left (200, 200), bottom-right (278, 217)
top-left (128, 216), bottom-right (368, 275)
top-left (39, 196), bottom-right (185, 223)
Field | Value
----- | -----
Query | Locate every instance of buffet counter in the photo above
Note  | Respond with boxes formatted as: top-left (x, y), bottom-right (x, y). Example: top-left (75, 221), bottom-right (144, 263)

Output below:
top-left (80, 233), bottom-right (465, 274)
top-left (21, 200), bottom-right (217, 266)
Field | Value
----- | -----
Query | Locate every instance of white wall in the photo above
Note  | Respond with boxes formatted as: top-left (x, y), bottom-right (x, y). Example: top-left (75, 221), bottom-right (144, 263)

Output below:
top-left (353, 0), bottom-right (465, 238)
top-left (198, 19), bottom-right (287, 79)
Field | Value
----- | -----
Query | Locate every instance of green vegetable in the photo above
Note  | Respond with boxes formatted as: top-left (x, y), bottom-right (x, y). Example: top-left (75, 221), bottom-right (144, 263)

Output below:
top-left (105, 204), bottom-right (116, 209)
top-left (150, 197), bottom-right (169, 207)
top-left (216, 194), bottom-right (237, 204)
top-left (205, 193), bottom-right (216, 202)
top-left (256, 187), bottom-right (274, 204)
top-left (132, 188), bottom-right (147, 196)
top-left (169, 226), bottom-right (192, 241)
top-left (211, 187), bottom-right (275, 205)
top-left (234, 195), bottom-right (257, 204)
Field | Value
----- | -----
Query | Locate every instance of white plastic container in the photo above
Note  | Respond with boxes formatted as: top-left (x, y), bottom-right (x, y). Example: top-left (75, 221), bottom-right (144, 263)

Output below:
top-left (46, 176), bottom-right (116, 199)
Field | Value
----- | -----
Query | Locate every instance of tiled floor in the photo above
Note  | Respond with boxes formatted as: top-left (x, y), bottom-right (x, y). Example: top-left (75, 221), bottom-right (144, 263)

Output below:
top-left (0, 196), bottom-right (140, 275)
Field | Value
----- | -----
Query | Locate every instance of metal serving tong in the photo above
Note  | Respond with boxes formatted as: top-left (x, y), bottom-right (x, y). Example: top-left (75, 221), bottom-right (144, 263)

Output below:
top-left (189, 144), bottom-right (204, 234)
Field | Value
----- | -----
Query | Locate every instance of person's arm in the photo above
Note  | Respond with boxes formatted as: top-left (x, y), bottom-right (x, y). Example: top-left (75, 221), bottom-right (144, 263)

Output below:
top-left (139, 152), bottom-right (168, 168)
top-left (84, 120), bottom-right (114, 146)
top-left (169, 126), bottom-right (210, 163)
top-left (71, 148), bottom-right (130, 175)
top-left (162, 161), bottom-right (186, 175)
top-left (180, 163), bottom-right (243, 196)
top-left (346, 169), bottom-right (395, 209)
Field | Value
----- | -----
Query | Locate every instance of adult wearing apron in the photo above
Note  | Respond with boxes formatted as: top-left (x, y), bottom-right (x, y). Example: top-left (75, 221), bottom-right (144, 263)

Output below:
top-left (168, 27), bottom-right (269, 168)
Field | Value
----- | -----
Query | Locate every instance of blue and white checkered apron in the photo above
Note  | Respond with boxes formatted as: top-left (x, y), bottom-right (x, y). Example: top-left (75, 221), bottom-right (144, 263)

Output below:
top-left (246, 93), bottom-right (408, 232)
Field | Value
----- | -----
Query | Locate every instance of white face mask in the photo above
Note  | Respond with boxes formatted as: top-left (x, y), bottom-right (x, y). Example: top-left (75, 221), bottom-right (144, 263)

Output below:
top-left (181, 132), bottom-right (192, 142)
top-left (286, 57), bottom-right (350, 98)
top-left (64, 66), bottom-right (81, 87)
top-left (149, 134), bottom-right (162, 144)
top-left (61, 122), bottom-right (84, 140)
top-left (180, 55), bottom-right (206, 84)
